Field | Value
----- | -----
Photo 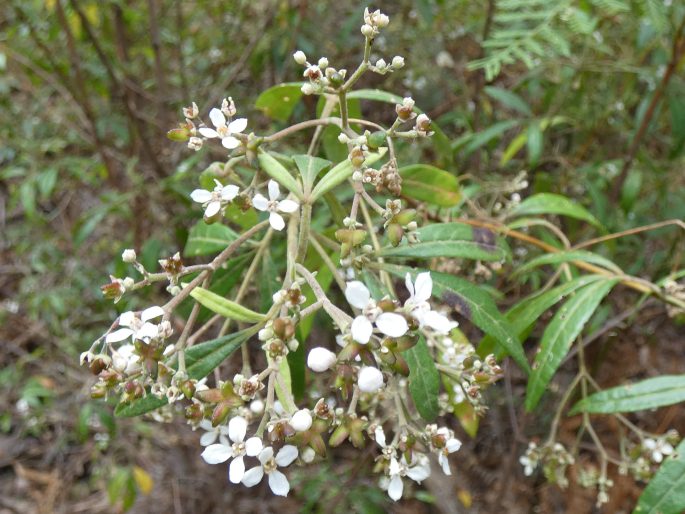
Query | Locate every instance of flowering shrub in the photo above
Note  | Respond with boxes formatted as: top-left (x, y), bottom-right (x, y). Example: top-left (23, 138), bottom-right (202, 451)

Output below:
top-left (80, 7), bottom-right (685, 509)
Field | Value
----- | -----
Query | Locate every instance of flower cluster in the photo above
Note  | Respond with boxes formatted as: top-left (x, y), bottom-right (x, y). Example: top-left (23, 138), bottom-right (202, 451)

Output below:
top-left (519, 441), bottom-right (575, 488)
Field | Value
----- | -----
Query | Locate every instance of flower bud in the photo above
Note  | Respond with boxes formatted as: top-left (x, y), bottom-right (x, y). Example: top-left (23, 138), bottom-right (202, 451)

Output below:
top-left (122, 249), bottom-right (137, 263)
top-left (361, 24), bottom-right (375, 37)
top-left (273, 317), bottom-right (295, 340)
top-left (367, 130), bottom-right (387, 149)
top-left (290, 409), bottom-right (313, 432)
top-left (415, 113), bottom-right (432, 133)
top-left (386, 223), bottom-right (404, 247)
top-left (375, 58), bottom-right (387, 69)
top-left (167, 127), bottom-right (190, 142)
top-left (307, 347), bottom-right (337, 372)
top-left (250, 399), bottom-right (265, 415)
top-left (182, 102), bottom-right (199, 119)
top-left (301, 447), bottom-right (316, 463)
top-left (392, 56), bottom-right (405, 68)
top-left (358, 366), bottom-right (384, 393)
top-left (293, 50), bottom-right (307, 65)
top-left (318, 57), bottom-right (329, 69)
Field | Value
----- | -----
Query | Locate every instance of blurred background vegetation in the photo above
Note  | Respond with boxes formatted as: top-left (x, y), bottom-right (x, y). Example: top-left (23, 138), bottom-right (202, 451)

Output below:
top-left (1, 0), bottom-right (684, 512)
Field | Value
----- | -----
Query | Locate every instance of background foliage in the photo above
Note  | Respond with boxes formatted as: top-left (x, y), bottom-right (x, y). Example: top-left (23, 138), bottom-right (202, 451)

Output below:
top-left (1, 0), bottom-right (684, 512)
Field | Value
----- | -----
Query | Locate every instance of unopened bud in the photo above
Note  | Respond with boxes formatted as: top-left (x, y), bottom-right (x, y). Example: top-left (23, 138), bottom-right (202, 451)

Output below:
top-left (392, 56), bottom-right (405, 68)
top-left (122, 249), bottom-right (137, 263)
top-left (358, 366), bottom-right (384, 393)
top-left (293, 50), bottom-right (307, 65)
top-left (307, 347), bottom-right (337, 372)
top-left (290, 409), bottom-right (313, 432)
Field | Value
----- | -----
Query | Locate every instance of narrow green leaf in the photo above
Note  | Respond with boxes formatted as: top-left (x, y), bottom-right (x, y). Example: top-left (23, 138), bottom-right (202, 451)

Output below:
top-left (527, 122), bottom-right (543, 166)
top-left (189, 286), bottom-right (265, 322)
top-left (293, 154), bottom-right (331, 196)
top-left (381, 263), bottom-right (530, 373)
top-left (381, 222), bottom-right (508, 261)
top-left (310, 148), bottom-right (386, 201)
top-left (183, 221), bottom-right (239, 257)
top-left (257, 151), bottom-right (304, 200)
top-left (114, 395), bottom-right (167, 418)
top-left (455, 120), bottom-right (520, 157)
top-left (484, 86), bottom-right (532, 116)
top-left (526, 278), bottom-right (618, 411)
top-left (571, 375), bottom-right (685, 414)
top-left (511, 193), bottom-right (602, 228)
top-left (403, 335), bottom-right (440, 421)
top-left (255, 82), bottom-right (303, 122)
top-left (514, 250), bottom-right (623, 276)
top-left (634, 439), bottom-right (685, 514)
top-left (478, 275), bottom-right (607, 357)
top-left (398, 165), bottom-right (461, 207)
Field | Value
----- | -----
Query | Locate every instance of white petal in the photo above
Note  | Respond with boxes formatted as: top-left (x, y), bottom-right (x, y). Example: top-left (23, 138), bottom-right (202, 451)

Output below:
top-left (245, 437), bottom-right (263, 457)
top-left (268, 180), bottom-right (281, 201)
top-left (204, 201), bottom-right (221, 218)
top-left (137, 322), bottom-right (159, 340)
top-left (201, 443), bottom-right (233, 464)
top-left (275, 445), bottom-right (298, 467)
top-left (198, 127), bottom-right (219, 138)
top-left (414, 272), bottom-right (433, 303)
top-left (228, 118), bottom-right (248, 133)
top-left (351, 316), bottom-right (373, 344)
top-left (252, 194), bottom-right (269, 211)
top-left (209, 108), bottom-right (226, 129)
top-left (345, 281), bottom-right (371, 309)
top-left (105, 328), bottom-right (133, 343)
top-left (221, 136), bottom-right (241, 149)
top-left (405, 273), bottom-right (414, 298)
top-left (200, 431), bottom-right (218, 446)
top-left (376, 313), bottom-right (408, 338)
top-left (228, 416), bottom-right (248, 443)
top-left (662, 443), bottom-right (674, 455)
top-left (268, 470), bottom-right (290, 496)
top-left (388, 475), bottom-right (403, 501)
top-left (199, 419), bottom-right (213, 431)
top-left (375, 426), bottom-right (386, 448)
top-left (269, 212), bottom-right (285, 231)
top-left (258, 447), bottom-right (274, 465)
top-left (241, 466), bottom-right (264, 487)
top-left (446, 438), bottom-right (462, 453)
top-left (119, 311), bottom-right (136, 327)
top-left (229, 455), bottom-right (245, 484)
top-left (407, 461), bottom-right (431, 482)
top-left (190, 189), bottom-right (212, 203)
top-left (423, 310), bottom-right (457, 334)
top-left (278, 199), bottom-right (299, 213)
top-left (221, 185), bottom-right (240, 201)
top-left (439, 453), bottom-right (451, 475)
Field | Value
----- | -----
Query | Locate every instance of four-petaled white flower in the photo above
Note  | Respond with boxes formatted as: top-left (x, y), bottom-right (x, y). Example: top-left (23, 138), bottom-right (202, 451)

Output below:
top-left (106, 306), bottom-right (165, 344)
top-left (111, 344), bottom-right (139, 374)
top-left (404, 272), bottom-right (458, 334)
top-left (344, 281), bottom-right (408, 344)
top-left (198, 108), bottom-right (247, 149)
top-left (643, 438), bottom-right (674, 463)
top-left (201, 416), bottom-right (264, 484)
top-left (519, 454), bottom-right (536, 476)
top-left (434, 427), bottom-right (462, 475)
top-left (386, 453), bottom-right (431, 501)
top-left (190, 179), bottom-right (240, 218)
top-left (198, 419), bottom-right (230, 447)
top-left (252, 180), bottom-right (299, 231)
top-left (242, 445), bottom-right (298, 496)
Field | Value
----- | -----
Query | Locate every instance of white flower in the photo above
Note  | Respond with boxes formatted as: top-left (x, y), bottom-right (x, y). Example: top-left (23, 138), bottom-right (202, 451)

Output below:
top-left (519, 454), bottom-right (536, 476)
top-left (643, 438), bottom-right (674, 463)
top-left (344, 281), bottom-right (408, 344)
top-left (201, 416), bottom-right (263, 484)
top-left (358, 366), bottom-right (384, 393)
top-left (404, 273), bottom-right (457, 334)
top-left (190, 179), bottom-right (240, 218)
top-left (293, 50), bottom-right (307, 65)
top-left (386, 453), bottom-right (431, 501)
top-left (242, 445), bottom-right (298, 496)
top-left (198, 108), bottom-right (247, 149)
top-left (121, 249), bottom-right (137, 263)
top-left (252, 180), bottom-right (299, 231)
top-left (435, 427), bottom-right (462, 475)
top-left (307, 347), bottom-right (337, 372)
top-left (198, 419), bottom-right (230, 447)
top-left (106, 306), bottom-right (165, 343)
top-left (392, 56), bottom-right (405, 68)
top-left (111, 344), bottom-right (139, 374)
top-left (290, 409), bottom-right (313, 432)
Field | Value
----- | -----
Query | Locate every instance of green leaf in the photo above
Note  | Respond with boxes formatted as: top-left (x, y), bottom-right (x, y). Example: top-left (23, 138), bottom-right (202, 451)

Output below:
top-left (403, 335), bottom-right (440, 421)
top-left (381, 264), bottom-right (530, 372)
top-left (398, 165), bottom-right (461, 207)
top-left (633, 439), bottom-right (685, 514)
top-left (189, 286), bottom-right (265, 323)
top-left (525, 278), bottom-right (618, 411)
top-left (511, 193), bottom-right (602, 228)
top-left (257, 151), bottom-right (304, 200)
top-left (269, 355), bottom-right (298, 413)
top-left (348, 89), bottom-right (403, 104)
top-left (527, 122), bottom-right (543, 166)
top-left (183, 221), bottom-right (238, 257)
top-left (484, 86), bottom-right (532, 116)
top-left (478, 275), bottom-right (607, 357)
top-left (455, 120), bottom-right (520, 157)
top-left (115, 330), bottom-right (252, 417)
top-left (255, 82), bottom-right (303, 122)
top-left (310, 148), bottom-right (386, 201)
top-left (514, 250), bottom-right (623, 276)
top-left (293, 154), bottom-right (331, 196)
top-left (380, 222), bottom-right (507, 261)
top-left (570, 375), bottom-right (685, 414)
